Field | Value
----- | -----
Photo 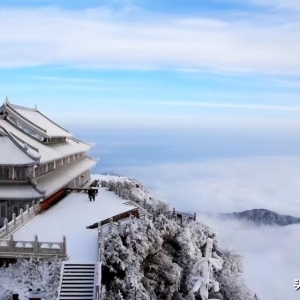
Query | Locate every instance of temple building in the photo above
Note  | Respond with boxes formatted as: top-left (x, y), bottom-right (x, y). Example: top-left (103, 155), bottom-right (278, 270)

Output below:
top-left (0, 98), bottom-right (97, 226)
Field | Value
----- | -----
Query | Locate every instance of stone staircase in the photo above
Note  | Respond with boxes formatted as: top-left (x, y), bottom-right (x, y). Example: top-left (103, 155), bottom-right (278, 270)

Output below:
top-left (58, 263), bottom-right (95, 300)
top-left (123, 200), bottom-right (153, 220)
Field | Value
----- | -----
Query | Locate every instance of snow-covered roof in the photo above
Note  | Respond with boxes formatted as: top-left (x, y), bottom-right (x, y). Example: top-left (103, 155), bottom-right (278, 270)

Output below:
top-left (0, 119), bottom-right (91, 163)
top-left (0, 183), bottom-right (43, 200)
top-left (0, 135), bottom-right (36, 166)
top-left (5, 103), bottom-right (72, 138)
top-left (33, 156), bottom-right (97, 197)
top-left (13, 188), bottom-right (137, 262)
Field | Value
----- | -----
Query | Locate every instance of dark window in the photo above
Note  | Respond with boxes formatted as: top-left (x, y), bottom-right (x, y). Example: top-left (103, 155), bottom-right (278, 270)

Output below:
top-left (15, 167), bottom-right (26, 180)
top-left (56, 160), bottom-right (62, 168)
top-left (0, 167), bottom-right (10, 179)
top-left (1, 206), bottom-right (6, 218)
top-left (13, 206), bottom-right (18, 216)
top-left (48, 162), bottom-right (55, 171)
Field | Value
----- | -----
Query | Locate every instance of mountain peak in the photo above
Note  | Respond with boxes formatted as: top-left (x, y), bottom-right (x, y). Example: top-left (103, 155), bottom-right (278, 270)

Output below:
top-left (221, 208), bottom-right (300, 226)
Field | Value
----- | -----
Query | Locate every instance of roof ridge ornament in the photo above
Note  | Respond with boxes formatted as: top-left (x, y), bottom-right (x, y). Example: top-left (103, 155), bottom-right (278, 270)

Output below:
top-left (5, 96), bottom-right (9, 105)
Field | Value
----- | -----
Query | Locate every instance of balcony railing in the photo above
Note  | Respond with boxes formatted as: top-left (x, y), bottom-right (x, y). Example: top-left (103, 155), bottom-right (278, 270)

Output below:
top-left (0, 235), bottom-right (67, 258)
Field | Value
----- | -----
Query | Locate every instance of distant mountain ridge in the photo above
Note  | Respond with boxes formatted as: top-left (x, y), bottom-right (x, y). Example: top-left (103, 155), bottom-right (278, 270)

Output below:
top-left (221, 209), bottom-right (300, 226)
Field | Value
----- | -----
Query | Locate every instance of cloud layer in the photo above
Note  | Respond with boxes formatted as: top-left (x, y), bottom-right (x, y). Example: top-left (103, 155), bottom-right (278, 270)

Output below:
top-left (1, 6), bottom-right (300, 74)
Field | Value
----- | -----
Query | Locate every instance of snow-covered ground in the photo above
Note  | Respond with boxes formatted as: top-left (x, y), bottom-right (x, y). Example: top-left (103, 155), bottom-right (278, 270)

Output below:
top-left (13, 183), bottom-right (136, 262)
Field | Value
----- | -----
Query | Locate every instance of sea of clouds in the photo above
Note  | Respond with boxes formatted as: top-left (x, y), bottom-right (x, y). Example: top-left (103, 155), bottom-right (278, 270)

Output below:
top-left (111, 156), bottom-right (300, 300)
top-left (78, 125), bottom-right (300, 300)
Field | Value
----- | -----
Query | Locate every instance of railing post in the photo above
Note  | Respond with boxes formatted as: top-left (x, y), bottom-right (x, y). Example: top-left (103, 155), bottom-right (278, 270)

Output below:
top-left (12, 213), bottom-right (16, 229)
top-left (20, 208), bottom-right (24, 224)
top-left (32, 200), bottom-right (35, 212)
top-left (4, 218), bottom-right (9, 235)
top-left (109, 218), bottom-right (113, 232)
top-left (62, 235), bottom-right (67, 256)
top-left (35, 200), bottom-right (41, 213)
top-left (194, 213), bottom-right (196, 221)
top-left (173, 208), bottom-right (175, 219)
top-left (98, 238), bottom-right (102, 262)
top-left (26, 204), bottom-right (30, 219)
top-left (98, 223), bottom-right (102, 240)
top-left (34, 234), bottom-right (39, 254)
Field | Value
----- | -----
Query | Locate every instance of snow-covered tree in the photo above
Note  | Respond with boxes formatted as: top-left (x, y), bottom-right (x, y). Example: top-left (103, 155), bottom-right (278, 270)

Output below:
top-left (0, 258), bottom-right (61, 300)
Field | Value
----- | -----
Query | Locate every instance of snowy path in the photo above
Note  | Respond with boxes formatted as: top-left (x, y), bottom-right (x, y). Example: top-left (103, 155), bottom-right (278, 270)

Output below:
top-left (13, 187), bottom-right (136, 262)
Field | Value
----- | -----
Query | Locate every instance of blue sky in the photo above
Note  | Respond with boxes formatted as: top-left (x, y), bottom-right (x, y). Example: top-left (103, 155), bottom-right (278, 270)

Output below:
top-left (1, 0), bottom-right (300, 133)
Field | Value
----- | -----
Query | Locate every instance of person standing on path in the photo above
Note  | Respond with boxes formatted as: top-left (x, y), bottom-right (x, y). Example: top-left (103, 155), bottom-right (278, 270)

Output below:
top-left (88, 187), bottom-right (94, 201)
top-left (92, 188), bottom-right (97, 201)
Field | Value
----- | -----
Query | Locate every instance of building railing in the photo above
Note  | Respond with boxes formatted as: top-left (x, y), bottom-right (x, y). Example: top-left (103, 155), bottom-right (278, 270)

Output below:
top-left (159, 208), bottom-right (196, 225)
top-left (0, 200), bottom-right (40, 239)
top-left (0, 234), bottom-right (67, 258)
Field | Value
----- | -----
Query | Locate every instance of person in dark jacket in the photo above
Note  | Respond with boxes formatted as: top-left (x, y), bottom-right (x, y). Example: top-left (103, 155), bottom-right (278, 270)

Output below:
top-left (88, 187), bottom-right (94, 201)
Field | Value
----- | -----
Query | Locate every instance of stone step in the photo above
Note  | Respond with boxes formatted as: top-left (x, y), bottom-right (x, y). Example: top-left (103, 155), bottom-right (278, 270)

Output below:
top-left (59, 296), bottom-right (93, 300)
top-left (61, 288), bottom-right (93, 291)
top-left (60, 292), bottom-right (93, 295)
top-left (61, 284), bottom-right (94, 288)
top-left (62, 280), bottom-right (94, 284)
top-left (64, 265), bottom-right (95, 268)
top-left (63, 273), bottom-right (94, 276)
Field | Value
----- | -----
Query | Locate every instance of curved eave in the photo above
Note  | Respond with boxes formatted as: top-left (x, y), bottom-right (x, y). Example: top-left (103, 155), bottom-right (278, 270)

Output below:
top-left (5, 104), bottom-right (72, 138)
top-left (5, 105), bottom-right (48, 136)
top-left (0, 183), bottom-right (44, 200)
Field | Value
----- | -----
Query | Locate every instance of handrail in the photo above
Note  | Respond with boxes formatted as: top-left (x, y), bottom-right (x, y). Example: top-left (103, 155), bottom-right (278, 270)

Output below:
top-left (0, 200), bottom-right (41, 239)
top-left (0, 234), bottom-right (66, 257)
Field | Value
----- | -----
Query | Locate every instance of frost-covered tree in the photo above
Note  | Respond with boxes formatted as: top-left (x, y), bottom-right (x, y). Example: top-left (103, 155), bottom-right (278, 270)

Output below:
top-left (215, 250), bottom-right (257, 300)
top-left (189, 238), bottom-right (223, 300)
top-left (0, 258), bottom-right (61, 300)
